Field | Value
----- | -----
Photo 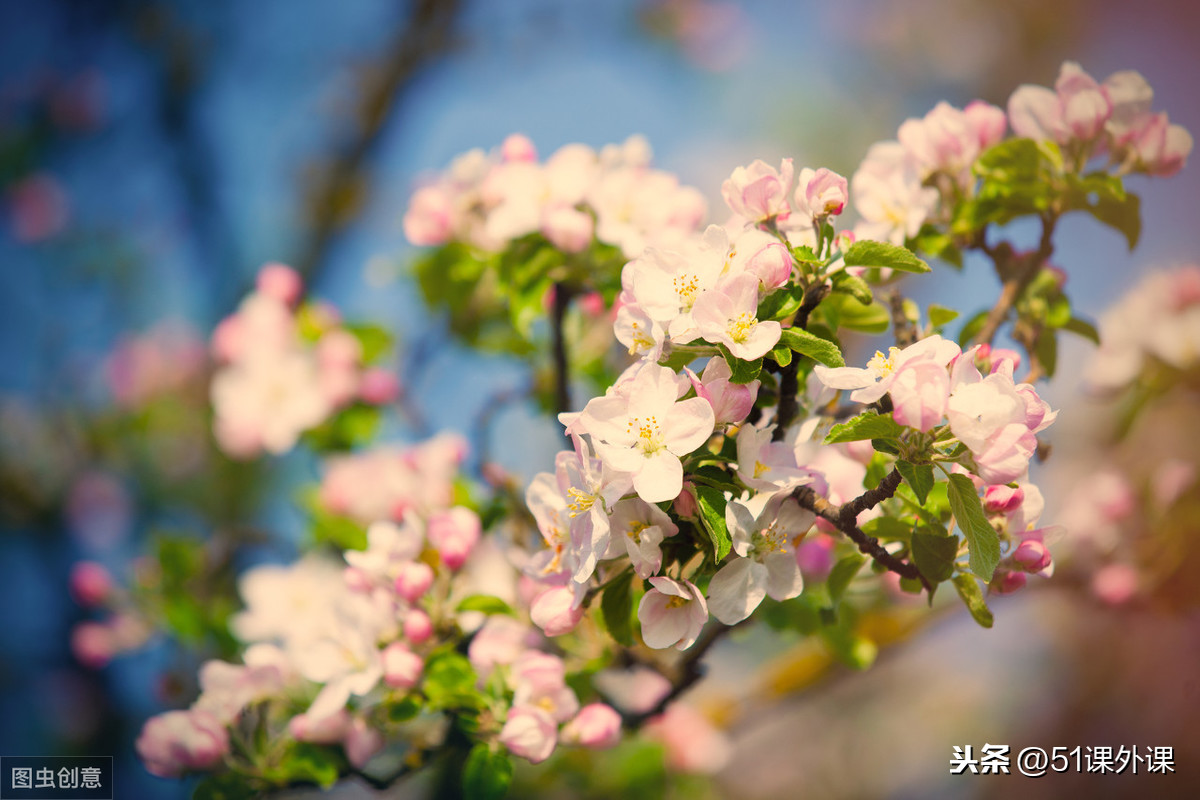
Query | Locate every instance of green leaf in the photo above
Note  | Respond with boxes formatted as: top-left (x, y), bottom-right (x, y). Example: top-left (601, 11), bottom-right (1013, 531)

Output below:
top-left (913, 229), bottom-right (963, 268)
top-left (824, 412), bottom-right (906, 444)
top-left (769, 343), bottom-right (793, 367)
top-left (952, 573), bottom-right (994, 628)
top-left (1062, 316), bottom-right (1100, 345)
top-left (388, 694), bottom-right (422, 722)
top-left (895, 461), bottom-right (934, 505)
top-left (830, 271), bottom-right (874, 305)
top-left (946, 474), bottom-right (1001, 580)
top-left (423, 651), bottom-right (481, 711)
top-left (694, 485), bottom-right (732, 561)
top-left (280, 743), bottom-right (341, 789)
top-left (830, 294), bottom-right (890, 334)
top-left (463, 744), bottom-right (514, 800)
top-left (1063, 173), bottom-right (1141, 250)
top-left (456, 595), bottom-right (516, 616)
top-left (843, 240), bottom-right (931, 273)
top-left (927, 304), bottom-right (960, 328)
top-left (1035, 329), bottom-right (1059, 378)
top-left (343, 323), bottom-right (393, 363)
top-left (860, 516), bottom-right (914, 543)
top-left (957, 309), bottom-right (990, 346)
top-left (827, 554), bottom-right (867, 602)
top-left (724, 352), bottom-right (763, 385)
top-left (778, 327), bottom-right (845, 368)
top-left (911, 530), bottom-right (958, 583)
top-left (600, 570), bottom-right (635, 647)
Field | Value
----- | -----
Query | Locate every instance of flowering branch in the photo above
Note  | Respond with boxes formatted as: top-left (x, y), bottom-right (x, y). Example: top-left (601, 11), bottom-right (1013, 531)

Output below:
top-left (790, 469), bottom-right (930, 590)
top-left (972, 212), bottom-right (1059, 349)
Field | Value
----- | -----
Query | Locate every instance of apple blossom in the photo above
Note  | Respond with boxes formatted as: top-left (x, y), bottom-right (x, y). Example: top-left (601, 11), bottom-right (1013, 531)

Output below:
top-left (692, 272), bottom-right (782, 360)
top-left (707, 492), bottom-right (812, 624)
top-left (136, 709), bottom-right (229, 778)
top-left (344, 716), bottom-right (385, 769)
top-left (499, 706), bottom-right (558, 764)
top-left (530, 585), bottom-right (585, 636)
top-left (427, 506), bottom-right (481, 570)
top-left (850, 142), bottom-right (938, 245)
top-left (289, 709), bottom-right (351, 745)
top-left (69, 561), bottom-right (113, 607)
top-left (793, 167), bottom-right (848, 220)
top-left (813, 334), bottom-right (960, 406)
top-left (580, 363), bottom-right (715, 503)
top-left (637, 577), bottom-right (708, 650)
top-left (722, 158), bottom-right (794, 222)
top-left (382, 642), bottom-right (424, 689)
top-left (561, 703), bottom-right (622, 749)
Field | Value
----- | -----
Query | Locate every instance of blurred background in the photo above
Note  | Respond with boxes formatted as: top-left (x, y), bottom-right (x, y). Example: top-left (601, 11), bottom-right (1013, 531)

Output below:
top-left (1, 0), bottom-right (1198, 797)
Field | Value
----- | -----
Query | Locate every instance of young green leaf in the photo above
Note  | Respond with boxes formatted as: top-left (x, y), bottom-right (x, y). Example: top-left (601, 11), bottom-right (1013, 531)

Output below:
top-left (827, 553), bottom-right (867, 602)
top-left (825, 412), bottom-right (906, 444)
top-left (831, 271), bottom-right (874, 305)
top-left (778, 328), bottom-right (845, 368)
top-left (896, 461), bottom-right (935, 505)
top-left (927, 304), bottom-right (960, 328)
top-left (946, 474), bottom-right (1001, 580)
top-left (952, 573), bottom-right (994, 628)
top-left (722, 349), bottom-right (763, 384)
top-left (1062, 316), bottom-right (1100, 345)
top-left (464, 744), bottom-right (514, 800)
top-left (694, 485), bottom-right (732, 561)
top-left (456, 595), bottom-right (516, 616)
top-left (843, 240), bottom-right (931, 274)
top-left (910, 530), bottom-right (958, 583)
top-left (600, 570), bottom-right (635, 647)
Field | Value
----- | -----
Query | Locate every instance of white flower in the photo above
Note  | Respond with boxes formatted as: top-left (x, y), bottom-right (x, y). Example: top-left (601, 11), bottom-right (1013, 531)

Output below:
top-left (707, 493), bottom-right (812, 624)
top-left (637, 577), bottom-right (709, 650)
top-left (692, 273), bottom-right (782, 361)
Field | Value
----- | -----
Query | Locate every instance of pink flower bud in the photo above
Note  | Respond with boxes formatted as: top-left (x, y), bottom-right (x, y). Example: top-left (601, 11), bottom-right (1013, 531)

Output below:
top-left (743, 239), bottom-right (792, 290)
top-left (530, 586), bottom-right (584, 637)
top-left (255, 263), bottom-right (303, 306)
top-left (393, 561), bottom-right (434, 602)
top-left (1012, 539), bottom-right (1051, 573)
top-left (578, 291), bottom-right (606, 317)
top-left (382, 642), bottom-right (424, 689)
top-left (501, 133), bottom-right (538, 163)
top-left (499, 706), bottom-right (557, 764)
top-left (71, 622), bottom-right (115, 669)
top-left (561, 703), bottom-right (622, 749)
top-left (794, 533), bottom-right (835, 580)
top-left (69, 562), bottom-right (113, 607)
top-left (403, 608), bottom-right (433, 644)
top-left (359, 368), bottom-right (400, 404)
top-left (289, 709), bottom-right (350, 744)
top-left (343, 716), bottom-right (384, 769)
top-left (136, 709), bottom-right (229, 778)
top-left (542, 205), bottom-right (594, 253)
top-left (983, 484), bottom-right (1024, 514)
top-left (803, 167), bottom-right (848, 217)
top-left (964, 100), bottom-right (1007, 150)
top-left (989, 569), bottom-right (1027, 595)
top-left (427, 507), bottom-right (481, 570)
top-left (1133, 112), bottom-right (1193, 177)
top-left (672, 483), bottom-right (698, 518)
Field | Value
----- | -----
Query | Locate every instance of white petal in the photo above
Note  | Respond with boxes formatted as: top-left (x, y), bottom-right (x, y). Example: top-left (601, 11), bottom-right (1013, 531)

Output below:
top-left (707, 558), bottom-right (767, 625)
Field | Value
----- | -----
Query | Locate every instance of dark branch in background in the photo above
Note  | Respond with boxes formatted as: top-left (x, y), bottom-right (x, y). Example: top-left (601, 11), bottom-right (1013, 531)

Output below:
top-left (771, 282), bottom-right (831, 440)
top-left (623, 619), bottom-right (748, 729)
top-left (791, 469), bottom-right (931, 591)
top-left (293, 0), bottom-right (462, 283)
top-left (551, 282), bottom-right (573, 419)
top-left (971, 213), bottom-right (1058, 349)
top-left (886, 290), bottom-right (918, 347)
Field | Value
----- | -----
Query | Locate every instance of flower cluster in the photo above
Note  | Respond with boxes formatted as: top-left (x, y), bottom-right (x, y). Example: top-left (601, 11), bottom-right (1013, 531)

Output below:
top-left (1009, 62), bottom-right (1193, 176)
top-left (1084, 265), bottom-right (1200, 391)
top-left (404, 134), bottom-right (706, 258)
top-left (851, 99), bottom-right (1004, 246)
top-left (210, 263), bottom-right (398, 458)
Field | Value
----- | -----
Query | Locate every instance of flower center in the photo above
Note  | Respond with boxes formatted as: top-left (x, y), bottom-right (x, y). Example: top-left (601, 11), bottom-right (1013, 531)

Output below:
top-left (566, 487), bottom-right (597, 518)
top-left (727, 312), bottom-right (758, 344)
top-left (627, 521), bottom-right (649, 544)
top-left (627, 321), bottom-right (654, 355)
top-left (867, 347), bottom-right (901, 377)
top-left (626, 415), bottom-right (664, 455)
top-left (673, 273), bottom-right (701, 308)
top-left (665, 595), bottom-right (688, 610)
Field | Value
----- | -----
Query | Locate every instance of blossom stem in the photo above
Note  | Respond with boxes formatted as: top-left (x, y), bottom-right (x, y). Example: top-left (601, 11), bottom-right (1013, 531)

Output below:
top-left (972, 212), bottom-right (1058, 347)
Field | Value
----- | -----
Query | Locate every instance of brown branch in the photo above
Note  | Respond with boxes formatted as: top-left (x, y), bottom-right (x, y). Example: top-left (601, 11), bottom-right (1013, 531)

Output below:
top-left (551, 281), bottom-right (573, 419)
top-left (972, 213), bottom-right (1058, 348)
top-left (886, 291), bottom-right (918, 347)
top-left (791, 470), bottom-right (930, 591)
top-left (771, 282), bottom-right (830, 440)
top-left (294, 0), bottom-right (462, 282)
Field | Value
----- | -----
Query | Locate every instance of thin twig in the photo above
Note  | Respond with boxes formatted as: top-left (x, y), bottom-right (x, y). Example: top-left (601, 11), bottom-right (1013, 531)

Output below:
top-left (972, 213), bottom-right (1058, 348)
top-left (551, 281), bottom-right (573, 419)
